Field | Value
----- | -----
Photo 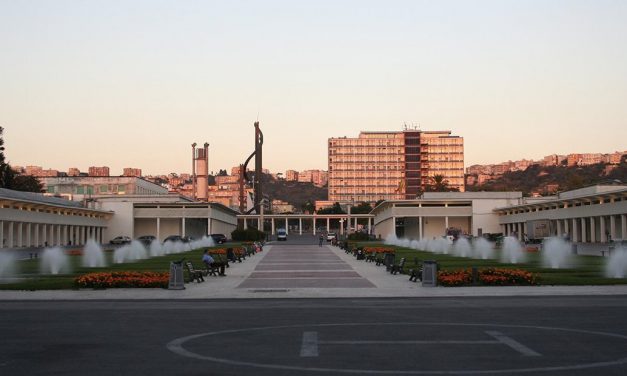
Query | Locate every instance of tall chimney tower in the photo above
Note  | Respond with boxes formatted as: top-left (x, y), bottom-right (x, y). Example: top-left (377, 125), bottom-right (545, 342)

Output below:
top-left (192, 142), bottom-right (209, 201)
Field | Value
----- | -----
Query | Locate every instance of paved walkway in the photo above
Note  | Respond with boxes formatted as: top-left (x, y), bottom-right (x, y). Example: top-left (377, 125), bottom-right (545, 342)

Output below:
top-left (1, 244), bottom-right (627, 300)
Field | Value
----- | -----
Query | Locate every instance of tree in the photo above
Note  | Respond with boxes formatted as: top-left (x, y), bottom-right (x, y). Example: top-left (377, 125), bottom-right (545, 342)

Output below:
top-left (301, 200), bottom-right (315, 214)
top-left (350, 201), bottom-right (373, 214)
top-left (374, 199), bottom-right (386, 207)
top-left (0, 126), bottom-right (43, 193)
top-left (317, 202), bottom-right (345, 214)
top-left (425, 175), bottom-right (459, 192)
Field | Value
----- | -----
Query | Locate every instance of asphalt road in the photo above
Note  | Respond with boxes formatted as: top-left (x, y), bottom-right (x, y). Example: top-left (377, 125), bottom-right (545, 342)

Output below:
top-left (2, 296), bottom-right (627, 375)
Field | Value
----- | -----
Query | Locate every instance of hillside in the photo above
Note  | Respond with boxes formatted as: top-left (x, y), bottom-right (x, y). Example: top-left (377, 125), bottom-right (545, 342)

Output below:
top-left (466, 159), bottom-right (627, 196)
top-left (261, 174), bottom-right (327, 211)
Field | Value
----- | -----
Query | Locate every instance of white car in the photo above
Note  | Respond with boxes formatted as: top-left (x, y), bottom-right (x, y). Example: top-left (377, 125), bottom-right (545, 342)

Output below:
top-left (277, 229), bottom-right (287, 241)
top-left (327, 232), bottom-right (336, 241)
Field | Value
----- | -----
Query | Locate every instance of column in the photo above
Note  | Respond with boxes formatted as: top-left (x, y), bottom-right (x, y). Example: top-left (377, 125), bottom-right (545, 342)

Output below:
top-left (445, 216), bottom-right (449, 232)
top-left (517, 223), bottom-right (523, 241)
top-left (17, 222), bottom-right (23, 247)
top-left (26, 223), bottom-right (32, 247)
top-left (285, 218), bottom-right (289, 235)
top-left (354, 217), bottom-right (358, 231)
top-left (326, 218), bottom-right (330, 232)
top-left (181, 218), bottom-right (186, 237)
top-left (271, 218), bottom-right (275, 235)
top-left (600, 216), bottom-right (607, 243)
top-left (8, 222), bottom-right (14, 247)
top-left (571, 218), bottom-right (578, 242)
top-left (590, 217), bottom-right (596, 243)
top-left (418, 216), bottom-right (423, 239)
top-left (557, 220), bottom-right (562, 238)
top-left (610, 215), bottom-right (616, 242)
top-left (299, 218), bottom-right (302, 235)
top-left (0, 221), bottom-right (3, 248)
top-left (368, 217), bottom-right (373, 234)
top-left (258, 217), bottom-right (261, 230)
top-left (68, 225), bottom-right (73, 245)
top-left (581, 218), bottom-right (587, 243)
top-left (157, 218), bottom-right (162, 242)
top-left (622, 215), bottom-right (627, 241)
top-left (42, 223), bottom-right (47, 246)
top-left (64, 225), bottom-right (68, 245)
top-left (56, 225), bottom-right (61, 246)
top-left (244, 219), bottom-right (248, 230)
top-left (34, 224), bottom-right (39, 247)
top-left (564, 219), bottom-right (569, 238)
top-left (312, 216), bottom-right (316, 235)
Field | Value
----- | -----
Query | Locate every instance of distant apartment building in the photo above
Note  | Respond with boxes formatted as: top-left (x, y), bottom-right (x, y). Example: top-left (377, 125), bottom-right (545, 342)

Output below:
top-left (580, 153), bottom-right (603, 166)
top-left (285, 170), bottom-right (299, 181)
top-left (25, 166), bottom-right (60, 177)
top-left (328, 130), bottom-right (464, 202)
top-left (298, 170), bottom-right (313, 183)
top-left (123, 168), bottom-right (142, 177)
top-left (567, 154), bottom-right (582, 166)
top-left (271, 199), bottom-right (295, 213)
top-left (88, 166), bottom-right (110, 177)
top-left (68, 167), bottom-right (81, 176)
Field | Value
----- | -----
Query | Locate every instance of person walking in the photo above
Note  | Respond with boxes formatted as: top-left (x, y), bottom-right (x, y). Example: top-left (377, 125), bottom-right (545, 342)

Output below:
top-left (319, 234), bottom-right (324, 247)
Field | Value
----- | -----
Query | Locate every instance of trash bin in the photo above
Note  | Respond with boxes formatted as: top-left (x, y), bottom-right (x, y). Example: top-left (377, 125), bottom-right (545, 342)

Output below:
top-left (168, 260), bottom-right (185, 290)
top-left (384, 253), bottom-right (395, 271)
top-left (422, 260), bottom-right (438, 287)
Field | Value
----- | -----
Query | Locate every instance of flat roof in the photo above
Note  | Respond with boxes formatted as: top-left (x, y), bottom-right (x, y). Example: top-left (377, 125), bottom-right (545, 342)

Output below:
top-left (0, 188), bottom-right (111, 213)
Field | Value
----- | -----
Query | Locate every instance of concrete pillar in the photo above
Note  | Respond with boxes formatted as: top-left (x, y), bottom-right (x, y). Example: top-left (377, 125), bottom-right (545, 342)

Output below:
top-left (34, 223), bottom-right (39, 247)
top-left (27, 223), bottom-right (32, 247)
top-left (271, 218), bottom-right (275, 235)
top-left (354, 217), bottom-right (358, 231)
top-left (42, 223), bottom-right (48, 246)
top-left (622, 215), bottom-right (627, 241)
top-left (243, 218), bottom-right (248, 230)
top-left (581, 218), bottom-right (587, 243)
top-left (64, 225), bottom-right (68, 245)
top-left (610, 215), bottom-right (616, 242)
top-left (564, 219), bottom-right (569, 238)
top-left (326, 218), bottom-right (330, 232)
top-left (557, 220), bottom-right (563, 238)
top-left (17, 222), bottom-right (23, 247)
top-left (56, 225), bottom-right (61, 246)
top-left (518, 223), bottom-right (523, 241)
top-left (445, 216), bottom-right (449, 232)
top-left (285, 218), bottom-right (289, 235)
top-left (312, 217), bottom-right (316, 235)
top-left (299, 218), bottom-right (302, 235)
top-left (157, 218), bottom-right (161, 241)
top-left (600, 216), bottom-right (607, 243)
top-left (0, 221), bottom-right (3, 248)
top-left (571, 218), bottom-right (578, 242)
top-left (418, 216), bottom-right (423, 239)
top-left (368, 217), bottom-right (373, 234)
top-left (590, 217), bottom-right (596, 243)
top-left (182, 218), bottom-right (186, 237)
top-left (392, 216), bottom-right (396, 237)
top-left (8, 222), bottom-right (14, 247)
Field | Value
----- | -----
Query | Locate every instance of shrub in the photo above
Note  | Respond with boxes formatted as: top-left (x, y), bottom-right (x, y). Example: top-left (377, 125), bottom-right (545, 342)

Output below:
top-left (75, 271), bottom-right (169, 289)
top-left (231, 228), bottom-right (266, 241)
top-left (437, 268), bottom-right (537, 287)
top-left (347, 232), bottom-right (371, 241)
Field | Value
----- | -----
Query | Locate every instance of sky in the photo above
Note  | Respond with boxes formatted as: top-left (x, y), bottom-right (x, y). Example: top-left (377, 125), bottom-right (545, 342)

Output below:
top-left (1, 0), bottom-right (626, 176)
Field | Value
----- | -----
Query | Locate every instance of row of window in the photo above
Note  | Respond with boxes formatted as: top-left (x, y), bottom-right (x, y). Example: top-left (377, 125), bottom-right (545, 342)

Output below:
top-left (47, 185), bottom-right (128, 195)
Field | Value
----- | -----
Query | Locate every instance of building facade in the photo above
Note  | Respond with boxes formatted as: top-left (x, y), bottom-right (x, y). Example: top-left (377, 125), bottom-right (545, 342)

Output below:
top-left (40, 176), bottom-right (168, 200)
top-left (88, 166), bottom-right (110, 177)
top-left (328, 130), bottom-right (464, 203)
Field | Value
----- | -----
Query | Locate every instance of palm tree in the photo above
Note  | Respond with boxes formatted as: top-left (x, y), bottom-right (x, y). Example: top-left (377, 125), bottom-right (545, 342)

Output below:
top-left (426, 175), bottom-right (458, 192)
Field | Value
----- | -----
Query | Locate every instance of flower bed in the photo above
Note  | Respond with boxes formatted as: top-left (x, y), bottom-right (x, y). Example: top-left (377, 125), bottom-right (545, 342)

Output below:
top-left (363, 247), bottom-right (395, 254)
top-left (75, 271), bottom-right (169, 289)
top-left (437, 268), bottom-right (537, 287)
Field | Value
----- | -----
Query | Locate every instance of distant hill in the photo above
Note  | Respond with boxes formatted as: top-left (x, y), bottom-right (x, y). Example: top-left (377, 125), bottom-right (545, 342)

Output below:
top-left (261, 174), bottom-right (327, 211)
top-left (467, 158), bottom-right (627, 196)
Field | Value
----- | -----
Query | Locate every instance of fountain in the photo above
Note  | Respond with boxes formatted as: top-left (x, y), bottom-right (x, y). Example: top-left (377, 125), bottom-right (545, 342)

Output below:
top-left (189, 236), bottom-right (215, 250)
top-left (452, 237), bottom-right (472, 258)
top-left (501, 236), bottom-right (526, 264)
top-left (0, 252), bottom-right (18, 280)
top-left (149, 239), bottom-right (165, 257)
top-left (40, 247), bottom-right (71, 274)
top-left (541, 237), bottom-right (574, 269)
top-left (472, 237), bottom-right (495, 260)
top-left (113, 241), bottom-right (148, 264)
top-left (81, 239), bottom-right (106, 268)
top-left (606, 245), bottom-right (627, 278)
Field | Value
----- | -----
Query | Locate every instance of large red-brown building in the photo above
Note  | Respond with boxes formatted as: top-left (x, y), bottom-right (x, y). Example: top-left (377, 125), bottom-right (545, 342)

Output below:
top-left (328, 130), bottom-right (464, 203)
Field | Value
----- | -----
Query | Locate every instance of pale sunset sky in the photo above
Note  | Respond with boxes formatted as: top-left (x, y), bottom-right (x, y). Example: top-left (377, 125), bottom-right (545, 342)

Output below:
top-left (1, 0), bottom-right (626, 176)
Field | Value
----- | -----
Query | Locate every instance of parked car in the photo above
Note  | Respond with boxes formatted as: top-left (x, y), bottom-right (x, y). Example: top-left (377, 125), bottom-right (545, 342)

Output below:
top-left (137, 235), bottom-right (156, 246)
top-left (163, 235), bottom-right (184, 243)
top-left (326, 232), bottom-right (336, 241)
top-left (110, 236), bottom-right (131, 245)
top-left (210, 234), bottom-right (227, 244)
top-left (277, 229), bottom-right (287, 241)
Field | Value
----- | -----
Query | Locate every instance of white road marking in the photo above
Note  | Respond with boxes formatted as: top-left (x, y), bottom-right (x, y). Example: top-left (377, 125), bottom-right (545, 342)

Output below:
top-left (485, 330), bottom-right (542, 357)
top-left (300, 331), bottom-right (319, 357)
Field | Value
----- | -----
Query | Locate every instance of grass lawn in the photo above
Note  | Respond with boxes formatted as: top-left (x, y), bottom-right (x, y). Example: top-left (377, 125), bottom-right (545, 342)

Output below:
top-left (0, 244), bottom-right (243, 290)
top-left (352, 241), bottom-right (627, 286)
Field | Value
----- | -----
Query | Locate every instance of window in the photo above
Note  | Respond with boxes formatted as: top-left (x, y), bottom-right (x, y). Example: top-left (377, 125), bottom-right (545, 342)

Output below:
top-left (76, 186), bottom-right (85, 194)
top-left (99, 185), bottom-right (108, 193)
top-left (47, 185), bottom-right (56, 193)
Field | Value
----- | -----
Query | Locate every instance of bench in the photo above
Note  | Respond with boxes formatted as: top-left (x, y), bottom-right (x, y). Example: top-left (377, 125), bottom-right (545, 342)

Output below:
top-left (185, 261), bottom-right (205, 283)
top-left (408, 259), bottom-right (423, 282)
top-left (365, 251), bottom-right (377, 263)
top-left (390, 257), bottom-right (406, 275)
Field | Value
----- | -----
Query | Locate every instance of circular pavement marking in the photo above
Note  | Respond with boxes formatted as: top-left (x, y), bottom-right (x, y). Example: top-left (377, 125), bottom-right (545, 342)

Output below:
top-left (167, 322), bottom-right (627, 374)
